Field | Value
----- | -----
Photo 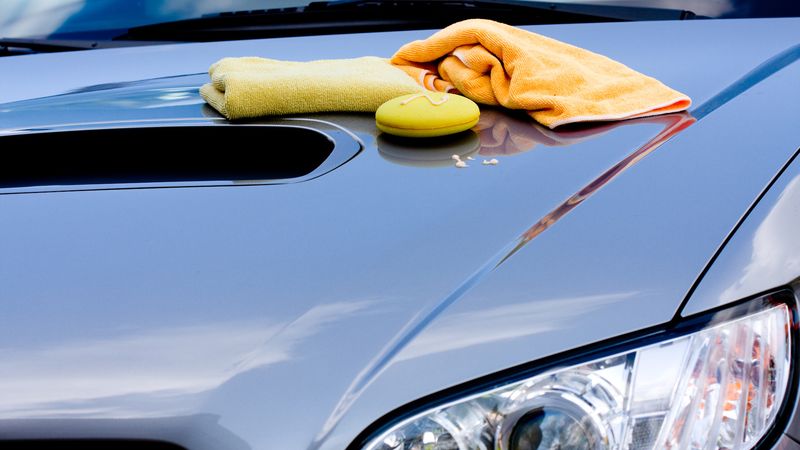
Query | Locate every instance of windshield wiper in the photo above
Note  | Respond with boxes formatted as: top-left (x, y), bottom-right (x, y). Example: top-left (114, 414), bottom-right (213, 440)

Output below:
top-left (0, 37), bottom-right (169, 56)
top-left (115, 0), bottom-right (698, 42)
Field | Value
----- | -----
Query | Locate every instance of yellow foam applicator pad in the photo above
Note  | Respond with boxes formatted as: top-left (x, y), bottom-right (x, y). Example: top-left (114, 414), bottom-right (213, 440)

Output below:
top-left (376, 92), bottom-right (480, 138)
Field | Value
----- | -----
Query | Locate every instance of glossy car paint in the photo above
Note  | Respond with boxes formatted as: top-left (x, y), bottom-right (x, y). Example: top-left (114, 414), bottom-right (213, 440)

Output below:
top-left (682, 152), bottom-right (800, 317)
top-left (1, 18), bottom-right (799, 450)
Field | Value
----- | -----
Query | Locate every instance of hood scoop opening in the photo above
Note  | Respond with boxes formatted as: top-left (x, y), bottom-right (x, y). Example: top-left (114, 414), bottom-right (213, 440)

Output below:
top-left (0, 120), bottom-right (361, 193)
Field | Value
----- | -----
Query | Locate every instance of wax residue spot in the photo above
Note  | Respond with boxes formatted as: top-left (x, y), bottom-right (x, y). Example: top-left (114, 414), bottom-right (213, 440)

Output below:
top-left (452, 154), bottom-right (468, 168)
top-left (482, 159), bottom-right (499, 165)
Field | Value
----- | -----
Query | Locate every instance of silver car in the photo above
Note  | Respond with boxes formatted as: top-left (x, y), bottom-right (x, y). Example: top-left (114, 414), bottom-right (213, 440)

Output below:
top-left (1, 1), bottom-right (799, 449)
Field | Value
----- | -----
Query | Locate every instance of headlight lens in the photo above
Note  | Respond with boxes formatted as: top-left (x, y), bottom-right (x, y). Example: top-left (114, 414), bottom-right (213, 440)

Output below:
top-left (362, 301), bottom-right (792, 450)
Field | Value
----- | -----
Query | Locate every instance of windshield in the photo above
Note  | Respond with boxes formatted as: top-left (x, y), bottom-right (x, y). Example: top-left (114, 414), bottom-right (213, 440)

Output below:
top-left (1, 0), bottom-right (798, 39)
top-left (1, 0), bottom-right (296, 39)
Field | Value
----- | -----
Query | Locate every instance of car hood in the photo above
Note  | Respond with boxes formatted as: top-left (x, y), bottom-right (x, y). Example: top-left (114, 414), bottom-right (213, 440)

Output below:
top-left (0, 18), bottom-right (799, 450)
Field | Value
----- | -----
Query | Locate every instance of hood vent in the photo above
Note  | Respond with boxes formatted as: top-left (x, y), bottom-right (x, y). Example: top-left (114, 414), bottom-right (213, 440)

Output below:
top-left (0, 120), bottom-right (361, 193)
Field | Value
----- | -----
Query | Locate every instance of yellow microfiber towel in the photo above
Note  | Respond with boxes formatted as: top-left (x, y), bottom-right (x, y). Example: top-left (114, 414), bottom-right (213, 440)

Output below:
top-left (200, 56), bottom-right (424, 120)
top-left (391, 19), bottom-right (691, 128)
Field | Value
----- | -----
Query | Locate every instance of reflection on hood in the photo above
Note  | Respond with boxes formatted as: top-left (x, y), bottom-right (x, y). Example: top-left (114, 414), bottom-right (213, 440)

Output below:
top-left (0, 300), bottom-right (373, 418)
top-left (721, 173), bottom-right (800, 301)
top-left (397, 291), bottom-right (637, 360)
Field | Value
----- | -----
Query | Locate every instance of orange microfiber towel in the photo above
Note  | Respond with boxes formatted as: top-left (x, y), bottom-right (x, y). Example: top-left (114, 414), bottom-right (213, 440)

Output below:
top-left (391, 19), bottom-right (691, 129)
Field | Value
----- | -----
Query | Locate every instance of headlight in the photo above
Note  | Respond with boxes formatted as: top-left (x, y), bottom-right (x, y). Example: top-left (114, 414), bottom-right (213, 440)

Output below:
top-left (359, 296), bottom-right (794, 450)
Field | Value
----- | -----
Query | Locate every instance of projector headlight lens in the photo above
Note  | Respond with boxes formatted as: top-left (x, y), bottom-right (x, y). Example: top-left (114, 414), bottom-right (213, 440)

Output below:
top-left (361, 298), bottom-right (793, 450)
